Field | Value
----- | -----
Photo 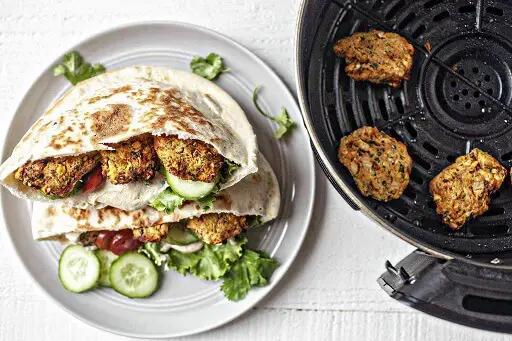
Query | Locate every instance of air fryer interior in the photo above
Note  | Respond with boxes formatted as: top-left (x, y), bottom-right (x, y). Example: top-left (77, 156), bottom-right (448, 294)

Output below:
top-left (297, 0), bottom-right (512, 263)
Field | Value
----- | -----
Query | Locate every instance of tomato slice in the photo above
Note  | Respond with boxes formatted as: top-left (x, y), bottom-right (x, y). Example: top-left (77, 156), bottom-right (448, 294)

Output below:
top-left (95, 231), bottom-right (116, 250)
top-left (82, 166), bottom-right (104, 193)
top-left (109, 230), bottom-right (143, 255)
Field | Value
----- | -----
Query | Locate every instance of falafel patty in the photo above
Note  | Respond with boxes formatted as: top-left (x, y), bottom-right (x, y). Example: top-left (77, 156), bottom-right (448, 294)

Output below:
top-left (429, 148), bottom-right (507, 230)
top-left (154, 135), bottom-right (224, 183)
top-left (100, 134), bottom-right (157, 185)
top-left (133, 223), bottom-right (169, 242)
top-left (186, 213), bottom-right (248, 244)
top-left (334, 30), bottom-right (414, 87)
top-left (338, 126), bottom-right (412, 201)
top-left (14, 152), bottom-right (100, 198)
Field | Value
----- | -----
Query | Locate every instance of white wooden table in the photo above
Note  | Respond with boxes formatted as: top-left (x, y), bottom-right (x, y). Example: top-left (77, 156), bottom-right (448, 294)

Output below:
top-left (0, 0), bottom-right (509, 340)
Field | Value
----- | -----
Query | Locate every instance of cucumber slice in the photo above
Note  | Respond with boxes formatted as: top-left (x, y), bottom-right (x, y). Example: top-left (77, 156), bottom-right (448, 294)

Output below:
top-left (165, 169), bottom-right (217, 200)
top-left (165, 224), bottom-right (200, 245)
top-left (58, 245), bottom-right (100, 293)
top-left (95, 250), bottom-right (118, 287)
top-left (109, 252), bottom-right (159, 298)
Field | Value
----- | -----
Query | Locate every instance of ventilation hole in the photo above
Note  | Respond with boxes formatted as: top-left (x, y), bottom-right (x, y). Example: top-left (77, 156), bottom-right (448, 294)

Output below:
top-left (433, 10), bottom-right (450, 22)
top-left (388, 200), bottom-right (409, 215)
top-left (465, 102), bottom-right (471, 109)
top-left (484, 75), bottom-right (491, 81)
top-left (486, 6), bottom-right (504, 16)
top-left (462, 89), bottom-right (469, 95)
top-left (395, 96), bottom-right (405, 114)
top-left (379, 99), bottom-right (389, 121)
top-left (447, 154), bottom-right (456, 162)
top-left (472, 67), bottom-right (479, 74)
top-left (463, 295), bottom-right (512, 315)
top-left (481, 207), bottom-right (505, 217)
top-left (470, 224), bottom-right (508, 236)
top-left (410, 168), bottom-right (425, 185)
top-left (501, 150), bottom-right (512, 161)
top-left (427, 200), bottom-right (436, 209)
top-left (412, 25), bottom-right (426, 39)
top-left (412, 154), bottom-right (431, 170)
top-left (423, 141), bottom-right (438, 155)
top-left (362, 100), bottom-right (373, 125)
top-left (398, 12), bottom-right (416, 29)
top-left (345, 102), bottom-right (357, 129)
top-left (424, 0), bottom-right (443, 9)
top-left (451, 80), bottom-right (457, 87)
top-left (487, 88), bottom-right (494, 95)
top-left (387, 128), bottom-right (401, 140)
top-left (479, 100), bottom-right (486, 107)
top-left (385, 0), bottom-right (406, 20)
top-left (473, 91), bottom-right (480, 98)
top-left (403, 187), bottom-right (417, 200)
top-left (459, 5), bottom-right (476, 13)
top-left (453, 94), bottom-right (460, 101)
top-left (459, 69), bottom-right (465, 76)
top-left (404, 121), bottom-right (417, 138)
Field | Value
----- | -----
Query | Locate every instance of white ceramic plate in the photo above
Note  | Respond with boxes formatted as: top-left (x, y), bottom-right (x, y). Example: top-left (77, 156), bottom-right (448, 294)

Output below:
top-left (0, 22), bottom-right (315, 338)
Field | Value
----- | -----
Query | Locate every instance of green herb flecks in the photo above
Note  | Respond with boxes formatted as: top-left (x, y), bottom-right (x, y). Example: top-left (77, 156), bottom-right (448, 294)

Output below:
top-left (252, 86), bottom-right (294, 138)
top-left (190, 53), bottom-right (230, 80)
top-left (53, 51), bottom-right (105, 85)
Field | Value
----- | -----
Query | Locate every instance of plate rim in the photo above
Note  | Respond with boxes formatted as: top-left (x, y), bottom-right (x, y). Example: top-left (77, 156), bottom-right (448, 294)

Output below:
top-left (1, 20), bottom-right (316, 338)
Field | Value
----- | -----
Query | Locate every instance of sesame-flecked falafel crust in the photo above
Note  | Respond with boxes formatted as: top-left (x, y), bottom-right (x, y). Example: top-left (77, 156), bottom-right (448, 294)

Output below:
top-left (338, 126), bottom-right (412, 202)
top-left (430, 148), bottom-right (507, 230)
top-left (154, 135), bottom-right (224, 183)
top-left (334, 30), bottom-right (414, 87)
top-left (0, 66), bottom-right (258, 209)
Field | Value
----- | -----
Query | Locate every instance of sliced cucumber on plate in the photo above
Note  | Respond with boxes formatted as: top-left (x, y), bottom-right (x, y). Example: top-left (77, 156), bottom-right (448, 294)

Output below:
top-left (165, 169), bottom-right (217, 200)
top-left (95, 249), bottom-right (118, 287)
top-left (59, 245), bottom-right (100, 293)
top-left (165, 224), bottom-right (200, 245)
top-left (109, 252), bottom-right (159, 298)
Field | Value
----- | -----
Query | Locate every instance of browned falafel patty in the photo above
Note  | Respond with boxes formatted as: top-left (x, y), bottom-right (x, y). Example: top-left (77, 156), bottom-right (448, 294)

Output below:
top-left (100, 134), bottom-right (157, 185)
top-left (133, 223), bottom-right (169, 242)
top-left (338, 126), bottom-right (412, 201)
top-left (186, 213), bottom-right (248, 244)
top-left (334, 30), bottom-right (414, 87)
top-left (14, 152), bottom-right (100, 197)
top-left (154, 135), bottom-right (224, 183)
top-left (429, 148), bottom-right (507, 230)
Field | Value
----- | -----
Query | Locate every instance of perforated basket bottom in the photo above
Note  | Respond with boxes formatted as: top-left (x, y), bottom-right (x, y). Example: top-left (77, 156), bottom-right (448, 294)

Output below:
top-left (299, 0), bottom-right (512, 259)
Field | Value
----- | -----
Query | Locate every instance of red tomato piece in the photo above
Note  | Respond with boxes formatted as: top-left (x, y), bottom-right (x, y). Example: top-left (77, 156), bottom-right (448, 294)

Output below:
top-left (82, 166), bottom-right (105, 193)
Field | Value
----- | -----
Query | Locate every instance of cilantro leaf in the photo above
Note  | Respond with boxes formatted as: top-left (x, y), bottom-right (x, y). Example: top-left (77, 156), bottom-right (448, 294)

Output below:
top-left (190, 53), bottom-right (230, 80)
top-left (221, 249), bottom-right (278, 301)
top-left (52, 51), bottom-right (106, 85)
top-left (168, 236), bottom-right (247, 280)
top-left (252, 86), bottom-right (294, 138)
top-left (149, 188), bottom-right (185, 213)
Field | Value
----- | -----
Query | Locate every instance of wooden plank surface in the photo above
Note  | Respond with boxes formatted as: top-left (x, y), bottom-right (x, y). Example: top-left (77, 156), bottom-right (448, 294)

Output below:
top-left (0, 0), bottom-right (509, 339)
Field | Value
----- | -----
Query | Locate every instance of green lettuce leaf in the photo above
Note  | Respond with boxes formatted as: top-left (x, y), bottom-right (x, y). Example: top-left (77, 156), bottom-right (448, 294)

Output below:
top-left (252, 86), bottom-right (294, 138)
top-left (53, 51), bottom-right (105, 85)
top-left (247, 215), bottom-right (262, 229)
top-left (190, 53), bottom-right (230, 80)
top-left (140, 243), bottom-right (171, 270)
top-left (149, 188), bottom-right (185, 213)
top-left (168, 236), bottom-right (247, 280)
top-left (221, 250), bottom-right (279, 301)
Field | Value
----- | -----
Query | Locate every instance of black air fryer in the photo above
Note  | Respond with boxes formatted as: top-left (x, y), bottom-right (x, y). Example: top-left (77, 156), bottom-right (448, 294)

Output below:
top-left (296, 0), bottom-right (512, 332)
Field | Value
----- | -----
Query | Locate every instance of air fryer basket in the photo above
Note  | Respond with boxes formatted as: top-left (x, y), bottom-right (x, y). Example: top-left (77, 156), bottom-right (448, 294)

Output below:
top-left (296, 0), bottom-right (512, 332)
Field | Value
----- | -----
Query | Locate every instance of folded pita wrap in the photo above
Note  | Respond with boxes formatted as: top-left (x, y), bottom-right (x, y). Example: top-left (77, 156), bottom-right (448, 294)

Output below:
top-left (1, 66), bottom-right (258, 211)
top-left (32, 154), bottom-right (279, 242)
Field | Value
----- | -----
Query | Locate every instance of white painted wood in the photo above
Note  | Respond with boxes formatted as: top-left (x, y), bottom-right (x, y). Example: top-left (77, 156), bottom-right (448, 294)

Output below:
top-left (0, 0), bottom-right (508, 339)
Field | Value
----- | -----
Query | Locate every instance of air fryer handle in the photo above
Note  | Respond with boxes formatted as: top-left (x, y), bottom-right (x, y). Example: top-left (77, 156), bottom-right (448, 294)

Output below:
top-left (378, 250), bottom-right (512, 333)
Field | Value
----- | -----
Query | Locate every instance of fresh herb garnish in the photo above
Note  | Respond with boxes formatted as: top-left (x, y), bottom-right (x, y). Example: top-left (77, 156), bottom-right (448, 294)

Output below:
top-left (252, 86), bottom-right (294, 138)
top-left (190, 53), bottom-right (230, 80)
top-left (53, 51), bottom-right (105, 85)
top-left (221, 249), bottom-right (278, 301)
